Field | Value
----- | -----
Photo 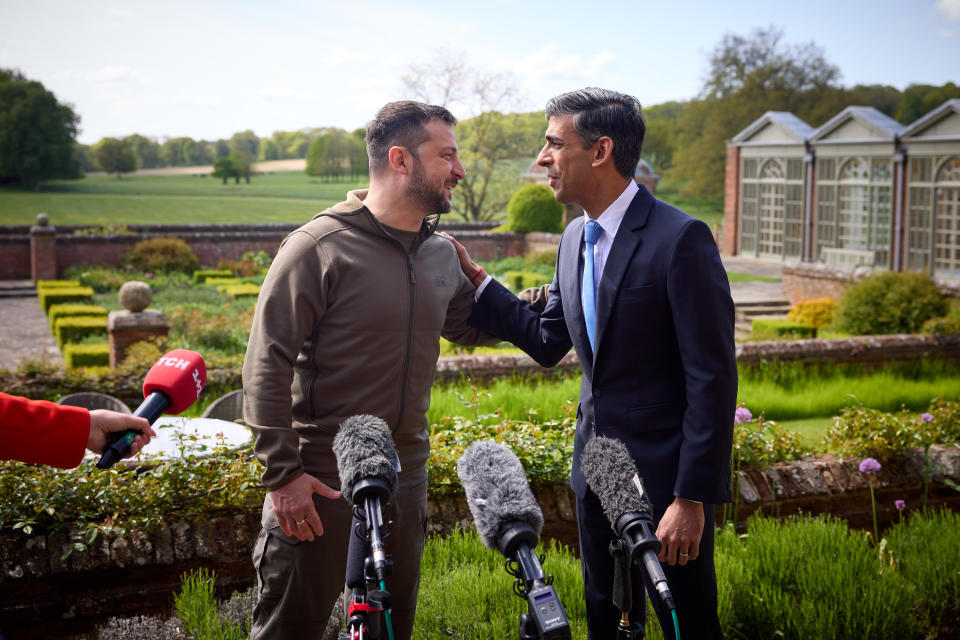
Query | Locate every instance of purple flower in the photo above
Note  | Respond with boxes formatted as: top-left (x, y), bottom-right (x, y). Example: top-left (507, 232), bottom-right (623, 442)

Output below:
top-left (894, 499), bottom-right (906, 510)
top-left (921, 413), bottom-right (934, 422)
top-left (734, 407), bottom-right (752, 424)
top-left (859, 457), bottom-right (881, 474)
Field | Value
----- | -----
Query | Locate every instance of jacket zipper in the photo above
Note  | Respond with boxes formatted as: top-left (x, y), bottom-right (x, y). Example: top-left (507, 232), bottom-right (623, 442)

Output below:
top-left (395, 247), bottom-right (419, 434)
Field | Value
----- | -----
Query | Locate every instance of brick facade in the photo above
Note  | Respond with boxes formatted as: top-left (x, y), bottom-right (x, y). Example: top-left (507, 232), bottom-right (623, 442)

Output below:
top-left (721, 144), bottom-right (740, 255)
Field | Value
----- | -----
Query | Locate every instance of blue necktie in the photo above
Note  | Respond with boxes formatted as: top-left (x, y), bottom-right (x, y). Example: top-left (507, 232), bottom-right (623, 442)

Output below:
top-left (582, 219), bottom-right (602, 351)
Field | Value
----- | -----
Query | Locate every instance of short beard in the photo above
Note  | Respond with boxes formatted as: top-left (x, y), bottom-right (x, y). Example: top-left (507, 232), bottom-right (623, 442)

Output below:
top-left (407, 156), bottom-right (452, 215)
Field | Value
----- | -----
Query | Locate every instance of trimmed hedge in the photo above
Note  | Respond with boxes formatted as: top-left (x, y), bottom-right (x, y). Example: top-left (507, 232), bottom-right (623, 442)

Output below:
top-left (835, 271), bottom-right (947, 335)
top-left (749, 318), bottom-right (816, 341)
top-left (505, 270), bottom-right (549, 291)
top-left (48, 304), bottom-right (108, 330)
top-left (506, 184), bottom-right (563, 233)
top-left (787, 296), bottom-right (837, 329)
top-left (220, 283), bottom-right (261, 298)
top-left (63, 343), bottom-right (110, 369)
top-left (38, 286), bottom-right (95, 313)
top-left (55, 316), bottom-right (108, 348)
top-left (36, 279), bottom-right (81, 290)
top-left (193, 269), bottom-right (233, 284)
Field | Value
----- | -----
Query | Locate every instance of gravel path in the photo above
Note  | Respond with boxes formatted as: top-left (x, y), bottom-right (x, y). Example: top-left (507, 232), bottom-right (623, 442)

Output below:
top-left (0, 295), bottom-right (62, 372)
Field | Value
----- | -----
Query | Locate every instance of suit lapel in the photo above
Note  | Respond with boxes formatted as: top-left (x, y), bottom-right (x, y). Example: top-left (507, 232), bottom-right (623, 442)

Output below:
top-left (593, 186), bottom-right (655, 362)
top-left (559, 217), bottom-right (592, 368)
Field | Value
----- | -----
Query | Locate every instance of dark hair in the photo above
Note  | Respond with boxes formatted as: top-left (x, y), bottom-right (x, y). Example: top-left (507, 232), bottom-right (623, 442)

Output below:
top-left (544, 88), bottom-right (644, 179)
top-left (365, 101), bottom-right (457, 174)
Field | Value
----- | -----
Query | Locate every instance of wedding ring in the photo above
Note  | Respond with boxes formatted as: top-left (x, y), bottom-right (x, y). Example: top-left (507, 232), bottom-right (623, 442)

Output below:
top-left (679, 552), bottom-right (690, 557)
top-left (296, 519), bottom-right (306, 526)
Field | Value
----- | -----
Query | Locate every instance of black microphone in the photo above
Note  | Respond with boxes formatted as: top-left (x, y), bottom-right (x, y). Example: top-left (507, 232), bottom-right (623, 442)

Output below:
top-left (457, 441), bottom-right (570, 640)
top-left (580, 436), bottom-right (676, 611)
top-left (333, 414), bottom-right (398, 583)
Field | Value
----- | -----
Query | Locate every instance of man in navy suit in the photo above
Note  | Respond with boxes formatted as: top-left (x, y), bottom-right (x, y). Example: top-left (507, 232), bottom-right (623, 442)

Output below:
top-left (448, 88), bottom-right (737, 638)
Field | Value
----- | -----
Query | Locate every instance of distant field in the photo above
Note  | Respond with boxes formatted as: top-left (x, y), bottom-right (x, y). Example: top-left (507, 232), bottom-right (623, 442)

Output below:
top-left (0, 172), bottom-right (368, 225)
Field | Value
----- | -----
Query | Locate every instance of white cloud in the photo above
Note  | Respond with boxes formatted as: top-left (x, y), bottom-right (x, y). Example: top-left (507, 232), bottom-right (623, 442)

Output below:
top-left (106, 7), bottom-right (133, 18)
top-left (940, 28), bottom-right (956, 37)
top-left (936, 0), bottom-right (960, 20)
top-left (81, 65), bottom-right (145, 84)
top-left (500, 46), bottom-right (618, 82)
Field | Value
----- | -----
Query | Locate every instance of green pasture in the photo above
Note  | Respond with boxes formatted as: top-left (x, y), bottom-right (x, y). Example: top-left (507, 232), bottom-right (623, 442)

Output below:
top-left (0, 172), bottom-right (367, 225)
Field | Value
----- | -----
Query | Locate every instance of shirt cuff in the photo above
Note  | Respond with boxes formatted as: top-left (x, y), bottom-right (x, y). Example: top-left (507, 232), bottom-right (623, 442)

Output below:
top-left (474, 274), bottom-right (492, 301)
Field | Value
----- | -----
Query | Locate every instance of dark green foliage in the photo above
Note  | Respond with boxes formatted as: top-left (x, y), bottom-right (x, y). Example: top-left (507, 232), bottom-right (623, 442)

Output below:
top-left (38, 286), bottom-right (94, 313)
top-left (124, 238), bottom-right (200, 274)
top-left (506, 184), bottom-right (563, 233)
top-left (212, 157), bottom-right (235, 184)
top-left (923, 298), bottom-right (960, 335)
top-left (55, 315), bottom-right (107, 348)
top-left (834, 271), bottom-right (947, 335)
top-left (305, 128), bottom-right (367, 180)
top-left (0, 68), bottom-right (82, 189)
top-left (95, 137), bottom-right (138, 178)
top-left (749, 317), bottom-right (817, 341)
top-left (63, 343), bottom-right (109, 369)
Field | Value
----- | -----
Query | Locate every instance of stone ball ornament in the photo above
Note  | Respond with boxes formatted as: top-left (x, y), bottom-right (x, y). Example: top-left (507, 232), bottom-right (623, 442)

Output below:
top-left (119, 280), bottom-right (153, 312)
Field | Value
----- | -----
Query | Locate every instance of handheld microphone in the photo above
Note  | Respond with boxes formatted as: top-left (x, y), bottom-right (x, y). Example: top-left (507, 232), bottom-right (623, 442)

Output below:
top-left (95, 349), bottom-right (206, 469)
top-left (581, 437), bottom-right (675, 611)
top-left (457, 441), bottom-right (570, 640)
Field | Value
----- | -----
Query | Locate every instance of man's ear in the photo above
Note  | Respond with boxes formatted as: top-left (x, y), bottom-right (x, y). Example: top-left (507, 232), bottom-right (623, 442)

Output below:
top-left (388, 146), bottom-right (413, 174)
top-left (591, 137), bottom-right (614, 168)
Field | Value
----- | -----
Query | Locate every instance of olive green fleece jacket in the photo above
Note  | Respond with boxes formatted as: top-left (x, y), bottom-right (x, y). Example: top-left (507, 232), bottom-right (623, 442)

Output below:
top-left (242, 190), bottom-right (493, 490)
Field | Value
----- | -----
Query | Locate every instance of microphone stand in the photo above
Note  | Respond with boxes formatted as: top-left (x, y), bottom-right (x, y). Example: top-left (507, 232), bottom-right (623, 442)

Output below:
top-left (339, 478), bottom-right (395, 640)
top-left (609, 539), bottom-right (644, 639)
top-left (497, 523), bottom-right (571, 640)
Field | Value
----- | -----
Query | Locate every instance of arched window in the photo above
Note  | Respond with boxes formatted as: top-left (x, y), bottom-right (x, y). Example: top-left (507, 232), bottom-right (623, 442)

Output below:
top-left (934, 157), bottom-right (960, 276)
top-left (817, 156), bottom-right (893, 267)
top-left (739, 156), bottom-right (803, 260)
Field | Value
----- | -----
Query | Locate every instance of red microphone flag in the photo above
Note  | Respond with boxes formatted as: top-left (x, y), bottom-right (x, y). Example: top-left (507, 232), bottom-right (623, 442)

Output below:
top-left (142, 349), bottom-right (207, 414)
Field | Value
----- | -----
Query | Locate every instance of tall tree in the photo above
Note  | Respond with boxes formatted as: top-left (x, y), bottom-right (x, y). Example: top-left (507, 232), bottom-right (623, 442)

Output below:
top-left (402, 51), bottom-right (542, 220)
top-left (123, 134), bottom-right (161, 169)
top-left (0, 68), bottom-right (81, 189)
top-left (230, 130), bottom-right (259, 163)
top-left (96, 137), bottom-right (138, 178)
top-left (669, 27), bottom-right (854, 198)
top-left (895, 83), bottom-right (960, 123)
top-left (305, 128), bottom-right (365, 180)
top-left (214, 138), bottom-right (231, 160)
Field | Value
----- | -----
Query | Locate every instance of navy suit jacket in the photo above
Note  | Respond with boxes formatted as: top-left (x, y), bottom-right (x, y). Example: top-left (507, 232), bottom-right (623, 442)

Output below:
top-left (469, 185), bottom-right (737, 510)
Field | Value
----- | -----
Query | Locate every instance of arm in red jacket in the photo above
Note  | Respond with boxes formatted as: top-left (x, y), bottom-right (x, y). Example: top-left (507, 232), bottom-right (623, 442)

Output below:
top-left (0, 392), bottom-right (90, 468)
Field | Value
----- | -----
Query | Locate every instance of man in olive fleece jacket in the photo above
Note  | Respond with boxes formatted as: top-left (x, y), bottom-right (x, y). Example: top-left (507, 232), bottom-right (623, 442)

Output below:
top-left (242, 102), bottom-right (495, 639)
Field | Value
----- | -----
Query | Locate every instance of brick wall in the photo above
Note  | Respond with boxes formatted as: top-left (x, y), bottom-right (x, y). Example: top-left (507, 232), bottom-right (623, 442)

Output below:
top-left (721, 144), bottom-right (740, 256)
top-left (0, 235), bottom-right (30, 279)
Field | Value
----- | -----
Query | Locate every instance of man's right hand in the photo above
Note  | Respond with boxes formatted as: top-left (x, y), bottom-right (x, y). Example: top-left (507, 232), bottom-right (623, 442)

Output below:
top-left (269, 473), bottom-right (342, 541)
top-left (438, 231), bottom-right (486, 287)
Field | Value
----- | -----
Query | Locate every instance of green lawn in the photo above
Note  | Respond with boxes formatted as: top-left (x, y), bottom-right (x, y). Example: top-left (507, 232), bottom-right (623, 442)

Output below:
top-left (0, 172), bottom-right (368, 225)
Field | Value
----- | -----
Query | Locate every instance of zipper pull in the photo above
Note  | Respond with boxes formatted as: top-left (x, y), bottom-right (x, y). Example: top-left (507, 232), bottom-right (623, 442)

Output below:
top-left (406, 253), bottom-right (416, 285)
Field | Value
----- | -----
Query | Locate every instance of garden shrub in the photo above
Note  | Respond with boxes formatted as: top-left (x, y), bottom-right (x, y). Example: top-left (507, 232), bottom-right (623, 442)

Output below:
top-left (749, 317), bottom-right (816, 341)
top-left (732, 413), bottom-right (809, 471)
top-left (63, 343), bottom-right (110, 369)
top-left (824, 403), bottom-right (927, 460)
top-left (523, 249), bottom-right (557, 269)
top-left (55, 316), bottom-right (108, 348)
top-left (787, 296), bottom-right (837, 329)
top-left (193, 269), bottom-right (233, 284)
top-left (48, 303), bottom-right (107, 330)
top-left (36, 279), bottom-right (81, 290)
top-left (221, 283), bottom-right (261, 298)
top-left (64, 265), bottom-right (137, 292)
top-left (922, 298), bottom-right (960, 335)
top-left (506, 184), bottom-right (563, 233)
top-left (834, 271), bottom-right (947, 335)
top-left (123, 237), bottom-right (199, 274)
top-left (718, 515), bottom-right (918, 639)
top-left (505, 270), bottom-right (548, 292)
top-left (38, 286), bottom-right (94, 313)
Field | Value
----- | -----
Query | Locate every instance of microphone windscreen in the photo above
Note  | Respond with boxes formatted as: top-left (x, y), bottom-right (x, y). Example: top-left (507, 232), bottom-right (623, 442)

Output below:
top-left (333, 414), bottom-right (399, 502)
top-left (142, 349), bottom-right (207, 414)
top-left (456, 440), bottom-right (543, 550)
top-left (581, 437), bottom-right (654, 528)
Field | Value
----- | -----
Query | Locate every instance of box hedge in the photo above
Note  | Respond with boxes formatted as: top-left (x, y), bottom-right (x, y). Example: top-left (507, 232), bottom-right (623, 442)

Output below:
top-left (505, 270), bottom-right (549, 292)
top-left (193, 269), bottom-right (234, 284)
top-left (63, 343), bottom-right (110, 369)
top-left (36, 279), bottom-right (81, 290)
top-left (48, 304), bottom-right (108, 330)
top-left (787, 296), bottom-right (837, 329)
top-left (38, 286), bottom-right (95, 313)
top-left (749, 318), bottom-right (817, 341)
top-left (220, 283), bottom-right (261, 298)
top-left (55, 316), bottom-right (108, 348)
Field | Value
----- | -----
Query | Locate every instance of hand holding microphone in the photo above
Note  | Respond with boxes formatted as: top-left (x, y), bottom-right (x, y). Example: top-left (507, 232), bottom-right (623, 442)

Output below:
top-left (95, 349), bottom-right (207, 469)
top-left (86, 410), bottom-right (154, 457)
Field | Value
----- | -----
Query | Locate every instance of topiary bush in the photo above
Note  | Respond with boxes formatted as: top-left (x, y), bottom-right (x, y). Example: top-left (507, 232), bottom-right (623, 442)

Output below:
top-left (193, 269), bottom-right (233, 284)
top-left (506, 184), bottom-right (563, 233)
top-left (124, 238), bottom-right (199, 274)
top-left (749, 318), bottom-right (816, 341)
top-left (38, 286), bottom-right (95, 313)
top-left (48, 303), bottom-right (107, 330)
top-left (55, 316), bottom-right (108, 348)
top-left (834, 271), bottom-right (947, 335)
top-left (787, 296), bottom-right (837, 329)
top-left (63, 343), bottom-right (110, 369)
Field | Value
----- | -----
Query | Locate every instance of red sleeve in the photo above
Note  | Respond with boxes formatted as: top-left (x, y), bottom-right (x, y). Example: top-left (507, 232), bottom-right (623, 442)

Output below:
top-left (0, 392), bottom-right (90, 469)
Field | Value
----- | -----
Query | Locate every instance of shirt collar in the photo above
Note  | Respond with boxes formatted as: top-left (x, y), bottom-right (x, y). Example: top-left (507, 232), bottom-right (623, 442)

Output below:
top-left (583, 180), bottom-right (638, 239)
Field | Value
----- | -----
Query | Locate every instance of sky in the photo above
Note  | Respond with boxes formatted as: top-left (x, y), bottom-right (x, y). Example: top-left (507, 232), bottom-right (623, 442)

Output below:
top-left (2, 0), bottom-right (959, 145)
